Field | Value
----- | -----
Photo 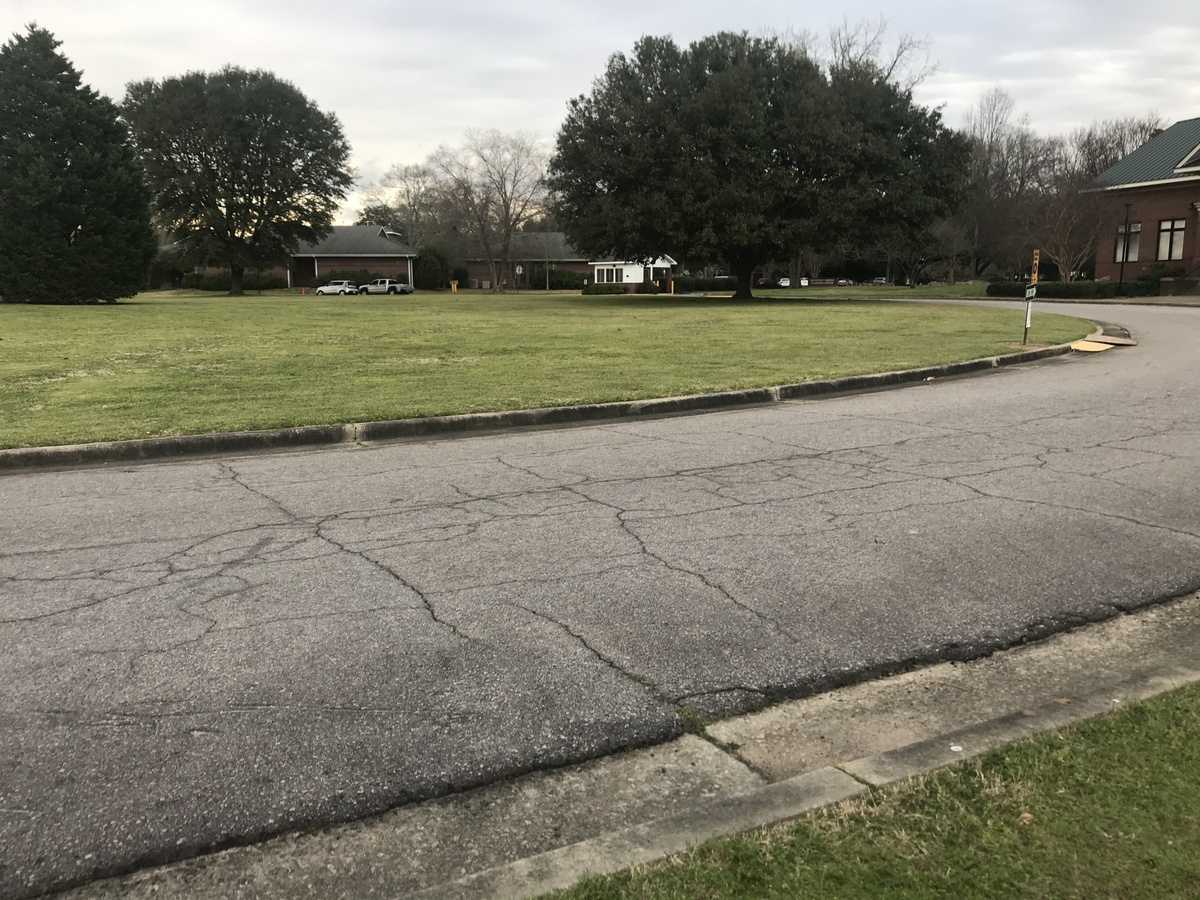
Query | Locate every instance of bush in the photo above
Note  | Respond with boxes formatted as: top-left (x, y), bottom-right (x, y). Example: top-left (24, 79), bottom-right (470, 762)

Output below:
top-left (582, 283), bottom-right (627, 295)
top-left (451, 267), bottom-right (470, 287)
top-left (984, 263), bottom-right (1193, 300)
top-left (413, 247), bottom-right (451, 290)
top-left (181, 271), bottom-right (289, 291)
top-left (984, 280), bottom-right (1160, 299)
top-left (1134, 264), bottom-right (1186, 293)
top-left (673, 276), bottom-right (736, 292)
top-left (529, 266), bottom-right (588, 290)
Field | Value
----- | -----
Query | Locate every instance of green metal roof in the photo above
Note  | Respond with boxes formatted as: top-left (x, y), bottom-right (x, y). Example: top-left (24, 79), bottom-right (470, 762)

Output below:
top-left (1094, 117), bottom-right (1200, 188)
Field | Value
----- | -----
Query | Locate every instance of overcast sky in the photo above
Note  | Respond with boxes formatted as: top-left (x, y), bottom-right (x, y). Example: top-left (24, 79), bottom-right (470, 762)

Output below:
top-left (11, 0), bottom-right (1200, 222)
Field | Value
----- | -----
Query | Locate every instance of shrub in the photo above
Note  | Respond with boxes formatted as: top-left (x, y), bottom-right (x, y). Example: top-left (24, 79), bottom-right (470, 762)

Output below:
top-left (673, 275), bottom-right (736, 292)
top-left (1134, 264), bottom-right (1186, 293)
top-left (182, 271), bottom-right (288, 292)
top-left (529, 266), bottom-right (588, 290)
top-left (582, 283), bottom-right (627, 295)
top-left (413, 247), bottom-right (451, 290)
top-left (451, 266), bottom-right (470, 287)
top-left (983, 280), bottom-right (1162, 299)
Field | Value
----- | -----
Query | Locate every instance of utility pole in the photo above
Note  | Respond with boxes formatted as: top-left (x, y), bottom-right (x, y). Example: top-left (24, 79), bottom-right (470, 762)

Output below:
top-left (1024, 249), bottom-right (1039, 346)
top-left (1118, 202), bottom-right (1132, 290)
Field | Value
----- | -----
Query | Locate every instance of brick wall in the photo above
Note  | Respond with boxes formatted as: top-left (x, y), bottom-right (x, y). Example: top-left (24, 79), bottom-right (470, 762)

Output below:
top-left (293, 257), bottom-right (414, 287)
top-left (464, 260), bottom-right (591, 289)
top-left (1094, 182), bottom-right (1200, 282)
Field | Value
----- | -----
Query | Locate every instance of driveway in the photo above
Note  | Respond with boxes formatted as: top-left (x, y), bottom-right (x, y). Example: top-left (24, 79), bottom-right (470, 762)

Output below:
top-left (2, 302), bottom-right (1198, 898)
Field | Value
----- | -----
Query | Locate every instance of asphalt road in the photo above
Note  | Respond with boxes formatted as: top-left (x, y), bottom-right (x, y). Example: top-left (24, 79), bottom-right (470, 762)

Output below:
top-left (3, 302), bottom-right (1199, 898)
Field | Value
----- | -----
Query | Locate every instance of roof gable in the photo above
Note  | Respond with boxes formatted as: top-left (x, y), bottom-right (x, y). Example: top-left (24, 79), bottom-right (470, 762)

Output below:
top-left (294, 226), bottom-right (417, 257)
top-left (1094, 117), bottom-right (1200, 188)
top-left (1178, 142), bottom-right (1200, 172)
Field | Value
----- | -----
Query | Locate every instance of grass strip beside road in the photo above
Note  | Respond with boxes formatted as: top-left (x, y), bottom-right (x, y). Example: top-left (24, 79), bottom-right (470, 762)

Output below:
top-left (556, 682), bottom-right (1200, 899)
top-left (0, 292), bottom-right (1090, 450)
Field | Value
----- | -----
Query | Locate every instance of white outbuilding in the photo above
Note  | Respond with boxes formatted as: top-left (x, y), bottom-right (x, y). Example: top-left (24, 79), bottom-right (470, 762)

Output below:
top-left (589, 256), bottom-right (677, 291)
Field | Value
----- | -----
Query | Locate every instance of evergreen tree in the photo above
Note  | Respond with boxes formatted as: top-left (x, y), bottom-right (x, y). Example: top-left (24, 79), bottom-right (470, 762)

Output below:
top-left (549, 32), bottom-right (968, 299)
top-left (0, 25), bottom-right (155, 303)
top-left (123, 67), bottom-right (353, 296)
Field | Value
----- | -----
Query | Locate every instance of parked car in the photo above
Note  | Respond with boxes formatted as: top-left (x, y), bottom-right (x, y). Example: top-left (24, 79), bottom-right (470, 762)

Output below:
top-left (778, 277), bottom-right (791, 287)
top-left (871, 276), bottom-right (889, 285)
top-left (836, 278), bottom-right (852, 286)
top-left (798, 277), bottom-right (809, 287)
top-left (358, 278), bottom-right (415, 295)
top-left (315, 279), bottom-right (359, 295)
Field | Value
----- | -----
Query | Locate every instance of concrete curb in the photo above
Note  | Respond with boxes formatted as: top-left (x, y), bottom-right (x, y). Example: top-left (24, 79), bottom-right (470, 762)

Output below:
top-left (0, 342), bottom-right (1079, 474)
top-left (411, 660), bottom-right (1200, 899)
top-left (407, 768), bottom-right (867, 900)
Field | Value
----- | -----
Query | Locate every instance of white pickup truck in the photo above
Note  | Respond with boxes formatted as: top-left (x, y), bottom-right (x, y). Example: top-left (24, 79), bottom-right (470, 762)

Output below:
top-left (358, 278), bottom-right (415, 295)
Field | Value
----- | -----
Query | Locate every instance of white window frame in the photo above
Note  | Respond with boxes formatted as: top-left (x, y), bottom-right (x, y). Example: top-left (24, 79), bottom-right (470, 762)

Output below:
top-left (1115, 222), bottom-right (1141, 263)
top-left (1158, 219), bottom-right (1186, 261)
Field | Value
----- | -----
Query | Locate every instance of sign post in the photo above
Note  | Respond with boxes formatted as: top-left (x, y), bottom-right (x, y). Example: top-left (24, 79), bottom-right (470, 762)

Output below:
top-left (1024, 250), bottom-right (1040, 345)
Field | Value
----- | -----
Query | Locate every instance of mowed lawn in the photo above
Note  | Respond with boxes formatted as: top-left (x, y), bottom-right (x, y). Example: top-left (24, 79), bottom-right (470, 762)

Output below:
top-left (0, 291), bottom-right (1091, 449)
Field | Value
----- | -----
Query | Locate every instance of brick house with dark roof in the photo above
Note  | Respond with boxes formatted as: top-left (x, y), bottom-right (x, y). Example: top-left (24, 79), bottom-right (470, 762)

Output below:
top-left (286, 225), bottom-right (418, 288)
top-left (1093, 117), bottom-right (1200, 294)
top-left (463, 232), bottom-right (591, 289)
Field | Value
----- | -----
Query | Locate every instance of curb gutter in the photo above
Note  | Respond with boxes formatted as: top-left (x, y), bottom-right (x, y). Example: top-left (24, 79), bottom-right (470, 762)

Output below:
top-left (415, 661), bottom-right (1200, 900)
top-left (0, 343), bottom-right (1079, 474)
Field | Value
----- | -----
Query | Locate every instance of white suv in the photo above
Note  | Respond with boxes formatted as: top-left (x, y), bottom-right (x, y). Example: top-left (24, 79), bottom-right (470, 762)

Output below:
top-left (315, 280), bottom-right (359, 295)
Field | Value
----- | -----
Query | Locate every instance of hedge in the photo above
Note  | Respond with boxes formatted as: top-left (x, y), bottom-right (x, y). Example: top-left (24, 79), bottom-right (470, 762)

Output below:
top-left (672, 276), bottom-right (737, 292)
top-left (985, 265), bottom-right (1185, 299)
top-left (529, 266), bottom-right (588, 290)
top-left (181, 272), bottom-right (289, 291)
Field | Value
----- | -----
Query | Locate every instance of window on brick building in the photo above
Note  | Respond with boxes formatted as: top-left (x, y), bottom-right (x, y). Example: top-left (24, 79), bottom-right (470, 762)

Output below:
top-left (1114, 222), bottom-right (1141, 263)
top-left (1158, 219), bottom-right (1186, 261)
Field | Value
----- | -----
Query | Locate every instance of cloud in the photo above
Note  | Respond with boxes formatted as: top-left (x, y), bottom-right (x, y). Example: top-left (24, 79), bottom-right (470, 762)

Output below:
top-left (11, 0), bottom-right (1198, 223)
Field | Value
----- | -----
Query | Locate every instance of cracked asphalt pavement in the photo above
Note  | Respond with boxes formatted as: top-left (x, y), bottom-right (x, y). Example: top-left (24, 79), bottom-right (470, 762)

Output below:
top-left (3, 302), bottom-right (1199, 898)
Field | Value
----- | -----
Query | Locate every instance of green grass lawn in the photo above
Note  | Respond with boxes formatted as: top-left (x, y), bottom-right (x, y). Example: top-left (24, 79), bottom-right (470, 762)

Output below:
top-left (555, 682), bottom-right (1200, 899)
top-left (0, 290), bottom-right (1088, 449)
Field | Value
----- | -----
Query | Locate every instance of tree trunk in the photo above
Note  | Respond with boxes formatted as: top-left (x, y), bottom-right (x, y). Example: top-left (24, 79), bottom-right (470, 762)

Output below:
top-left (229, 264), bottom-right (245, 297)
top-left (731, 261), bottom-right (755, 300)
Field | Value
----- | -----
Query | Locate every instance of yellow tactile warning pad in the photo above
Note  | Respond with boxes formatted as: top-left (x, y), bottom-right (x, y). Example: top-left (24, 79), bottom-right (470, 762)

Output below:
top-left (1070, 340), bottom-right (1114, 352)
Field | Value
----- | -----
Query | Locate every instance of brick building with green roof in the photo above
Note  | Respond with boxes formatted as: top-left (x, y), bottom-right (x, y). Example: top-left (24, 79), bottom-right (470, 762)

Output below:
top-left (1094, 117), bottom-right (1200, 293)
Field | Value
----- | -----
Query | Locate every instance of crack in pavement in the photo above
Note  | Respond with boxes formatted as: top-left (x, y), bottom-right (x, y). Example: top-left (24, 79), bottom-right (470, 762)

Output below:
top-left (554, 482), bottom-right (804, 645)
top-left (314, 521), bottom-right (472, 642)
top-left (514, 603), bottom-right (674, 707)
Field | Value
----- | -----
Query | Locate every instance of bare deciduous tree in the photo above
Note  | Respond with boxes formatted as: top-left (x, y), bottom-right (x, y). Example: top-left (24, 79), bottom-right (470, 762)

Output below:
top-left (958, 90), bottom-right (1162, 280)
top-left (826, 15), bottom-right (936, 89)
top-left (1066, 114), bottom-right (1165, 181)
top-left (775, 16), bottom-right (936, 89)
top-left (430, 129), bottom-right (548, 292)
top-left (958, 87), bottom-right (1058, 276)
top-left (360, 163), bottom-right (436, 246)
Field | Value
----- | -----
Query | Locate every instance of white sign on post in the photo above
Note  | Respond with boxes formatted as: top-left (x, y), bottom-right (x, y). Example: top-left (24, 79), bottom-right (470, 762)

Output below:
top-left (1025, 285), bottom-right (1037, 300)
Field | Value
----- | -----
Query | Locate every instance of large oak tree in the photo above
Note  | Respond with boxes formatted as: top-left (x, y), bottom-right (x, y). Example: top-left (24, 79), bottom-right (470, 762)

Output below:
top-left (0, 25), bottom-right (155, 303)
top-left (122, 67), bottom-right (352, 295)
top-left (548, 32), bottom-right (967, 299)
